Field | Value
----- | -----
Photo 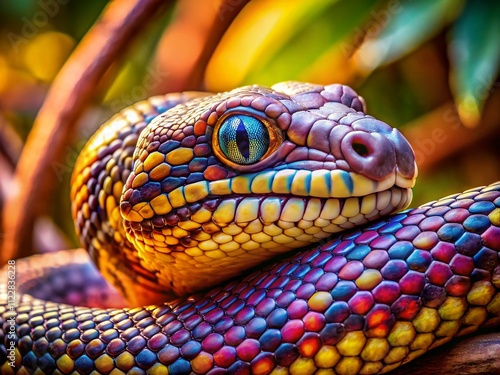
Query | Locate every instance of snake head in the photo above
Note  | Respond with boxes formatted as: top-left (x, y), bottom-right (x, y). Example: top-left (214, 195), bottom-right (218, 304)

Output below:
top-left (120, 82), bottom-right (417, 296)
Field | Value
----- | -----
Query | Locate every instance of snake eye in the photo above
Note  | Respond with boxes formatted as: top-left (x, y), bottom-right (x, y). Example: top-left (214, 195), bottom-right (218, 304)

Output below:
top-left (217, 115), bottom-right (270, 165)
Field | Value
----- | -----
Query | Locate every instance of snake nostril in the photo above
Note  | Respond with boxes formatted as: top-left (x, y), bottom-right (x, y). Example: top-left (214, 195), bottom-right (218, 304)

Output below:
top-left (352, 142), bottom-right (370, 157)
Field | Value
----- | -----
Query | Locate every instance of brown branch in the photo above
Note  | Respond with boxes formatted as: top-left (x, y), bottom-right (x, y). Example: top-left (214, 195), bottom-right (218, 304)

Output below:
top-left (1, 0), bottom-right (170, 264)
top-left (391, 331), bottom-right (500, 375)
top-left (153, 0), bottom-right (250, 93)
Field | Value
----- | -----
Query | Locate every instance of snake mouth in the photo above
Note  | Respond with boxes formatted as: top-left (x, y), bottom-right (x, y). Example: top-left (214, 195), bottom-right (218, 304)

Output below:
top-left (121, 167), bottom-right (416, 224)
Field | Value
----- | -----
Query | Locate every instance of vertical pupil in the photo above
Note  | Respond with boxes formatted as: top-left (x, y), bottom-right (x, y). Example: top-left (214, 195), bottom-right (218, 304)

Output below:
top-left (236, 119), bottom-right (250, 159)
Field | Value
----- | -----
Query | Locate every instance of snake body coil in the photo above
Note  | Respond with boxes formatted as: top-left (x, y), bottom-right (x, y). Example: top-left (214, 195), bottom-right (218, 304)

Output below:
top-left (1, 82), bottom-right (499, 374)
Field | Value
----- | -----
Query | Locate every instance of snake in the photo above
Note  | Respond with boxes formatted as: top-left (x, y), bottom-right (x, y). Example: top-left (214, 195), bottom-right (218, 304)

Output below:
top-left (1, 81), bottom-right (499, 375)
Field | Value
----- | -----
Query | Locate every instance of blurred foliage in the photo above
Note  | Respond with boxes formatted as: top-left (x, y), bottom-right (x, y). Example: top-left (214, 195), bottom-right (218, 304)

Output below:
top-left (0, 0), bottom-right (499, 249)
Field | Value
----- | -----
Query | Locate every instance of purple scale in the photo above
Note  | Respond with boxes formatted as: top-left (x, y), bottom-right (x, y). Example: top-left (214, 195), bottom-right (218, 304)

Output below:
top-left (401, 213), bottom-right (426, 226)
top-left (275, 291), bottom-right (296, 308)
top-left (419, 216), bottom-right (446, 231)
top-left (456, 232), bottom-right (483, 256)
top-left (225, 300), bottom-right (245, 316)
top-left (395, 225), bottom-right (421, 241)
top-left (269, 276), bottom-right (289, 290)
top-left (399, 271), bottom-right (425, 295)
top-left (324, 301), bottom-right (351, 323)
top-left (338, 260), bottom-right (364, 280)
top-left (321, 238), bottom-right (342, 252)
top-left (406, 250), bottom-right (433, 272)
top-left (430, 242), bottom-right (457, 263)
top-left (284, 279), bottom-right (302, 292)
top-left (310, 252), bottom-right (332, 268)
top-left (426, 262), bottom-right (453, 286)
top-left (291, 264), bottom-right (312, 279)
top-left (363, 250), bottom-right (389, 268)
top-left (444, 275), bottom-right (471, 297)
top-left (287, 300), bottom-right (308, 319)
top-left (332, 240), bottom-right (356, 255)
top-left (266, 308), bottom-right (288, 328)
top-left (473, 247), bottom-right (500, 271)
top-left (180, 340), bottom-right (202, 359)
top-left (214, 317), bottom-right (234, 333)
top-left (450, 198), bottom-right (474, 209)
top-left (147, 333), bottom-right (168, 352)
top-left (170, 329), bottom-right (191, 347)
top-left (107, 338), bottom-right (126, 356)
top-left (315, 272), bottom-right (338, 291)
top-left (267, 289), bottom-right (282, 299)
top-left (319, 323), bottom-right (346, 345)
top-left (330, 280), bottom-right (357, 301)
top-left (443, 208), bottom-right (470, 223)
top-left (342, 229), bottom-right (362, 240)
top-left (224, 326), bottom-right (246, 347)
top-left (381, 259), bottom-right (409, 280)
top-left (346, 245), bottom-right (371, 261)
top-left (303, 268), bottom-right (324, 283)
top-left (369, 234), bottom-right (397, 250)
top-left (192, 322), bottom-right (212, 340)
top-left (163, 320), bottom-right (183, 336)
top-left (450, 254), bottom-right (474, 276)
top-left (259, 329), bottom-right (282, 351)
top-left (413, 232), bottom-right (439, 250)
top-left (354, 230), bottom-right (379, 245)
top-left (324, 256), bottom-right (347, 273)
top-left (219, 296), bottom-right (237, 311)
top-left (259, 275), bottom-right (279, 289)
top-left (205, 308), bottom-right (224, 325)
top-left (281, 320), bottom-right (305, 343)
top-left (245, 317), bottom-right (267, 339)
top-left (247, 290), bottom-right (266, 307)
top-left (142, 324), bottom-right (161, 338)
top-left (236, 339), bottom-right (261, 361)
top-left (255, 298), bottom-right (276, 317)
top-left (238, 287), bottom-right (256, 300)
top-left (234, 307), bottom-right (255, 325)
top-left (300, 249), bottom-right (321, 264)
top-left (471, 268), bottom-right (491, 281)
top-left (475, 190), bottom-right (500, 202)
top-left (348, 291), bottom-right (374, 315)
top-left (296, 283), bottom-right (316, 299)
top-left (378, 221), bottom-right (403, 235)
top-left (372, 281), bottom-right (401, 304)
top-left (214, 346), bottom-right (237, 368)
top-left (481, 226), bottom-right (500, 251)
top-left (202, 333), bottom-right (224, 353)
top-left (199, 302), bottom-right (218, 315)
top-left (158, 345), bottom-right (180, 365)
top-left (427, 206), bottom-right (451, 217)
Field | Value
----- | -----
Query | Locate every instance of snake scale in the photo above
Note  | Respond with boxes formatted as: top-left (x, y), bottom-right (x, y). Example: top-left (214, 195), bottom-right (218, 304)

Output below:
top-left (1, 82), bottom-right (499, 375)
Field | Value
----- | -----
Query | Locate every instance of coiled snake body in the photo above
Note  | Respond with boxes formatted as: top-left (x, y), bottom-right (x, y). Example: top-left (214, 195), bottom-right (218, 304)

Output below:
top-left (1, 82), bottom-right (499, 374)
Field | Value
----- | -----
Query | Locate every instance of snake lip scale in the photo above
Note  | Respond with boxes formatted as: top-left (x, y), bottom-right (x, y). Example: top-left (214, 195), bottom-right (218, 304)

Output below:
top-left (1, 82), bottom-right (499, 375)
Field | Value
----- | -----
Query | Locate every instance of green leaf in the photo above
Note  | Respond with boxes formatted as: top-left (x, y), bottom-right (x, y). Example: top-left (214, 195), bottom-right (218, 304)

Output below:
top-left (244, 0), bottom-right (382, 84)
top-left (449, 0), bottom-right (500, 127)
top-left (354, 0), bottom-right (463, 73)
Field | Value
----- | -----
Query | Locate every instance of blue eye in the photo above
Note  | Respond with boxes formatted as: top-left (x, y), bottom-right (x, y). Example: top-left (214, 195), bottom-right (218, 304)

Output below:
top-left (218, 115), bottom-right (270, 165)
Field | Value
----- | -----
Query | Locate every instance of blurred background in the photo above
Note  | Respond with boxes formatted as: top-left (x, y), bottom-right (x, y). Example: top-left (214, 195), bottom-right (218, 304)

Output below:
top-left (0, 0), bottom-right (499, 257)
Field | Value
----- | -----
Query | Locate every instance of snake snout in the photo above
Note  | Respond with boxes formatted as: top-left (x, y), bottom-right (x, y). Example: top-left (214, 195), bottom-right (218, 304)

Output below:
top-left (342, 118), bottom-right (416, 182)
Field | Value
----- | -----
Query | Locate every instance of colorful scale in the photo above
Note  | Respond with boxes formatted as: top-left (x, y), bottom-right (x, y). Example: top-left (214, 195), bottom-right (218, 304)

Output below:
top-left (2, 182), bottom-right (499, 374)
